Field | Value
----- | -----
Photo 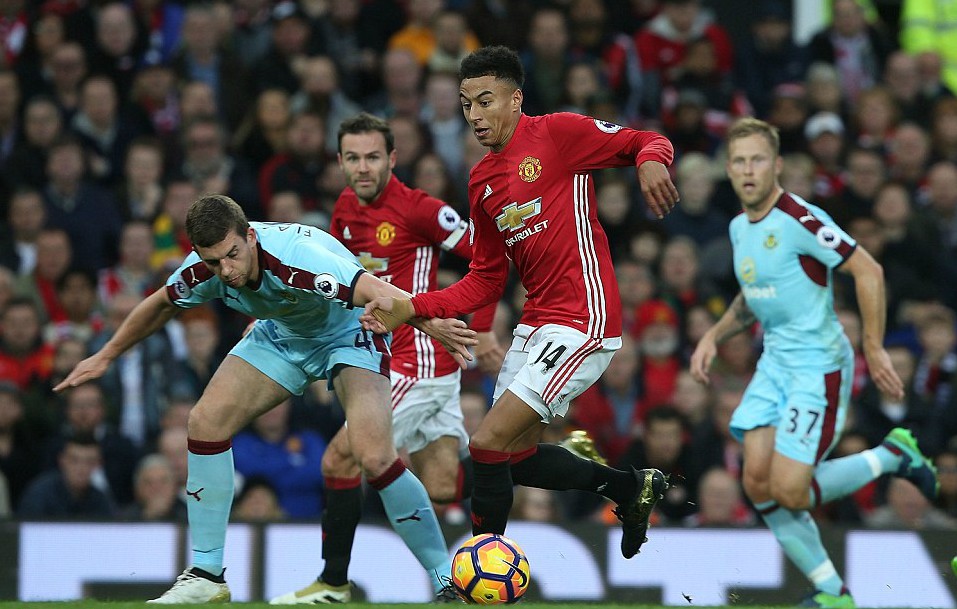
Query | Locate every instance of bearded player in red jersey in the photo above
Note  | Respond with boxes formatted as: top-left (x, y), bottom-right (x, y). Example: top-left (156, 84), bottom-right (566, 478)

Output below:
top-left (364, 46), bottom-right (681, 559)
top-left (272, 113), bottom-right (503, 604)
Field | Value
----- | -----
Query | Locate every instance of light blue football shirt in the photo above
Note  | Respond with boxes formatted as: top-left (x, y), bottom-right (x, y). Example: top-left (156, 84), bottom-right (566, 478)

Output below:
top-left (164, 222), bottom-right (367, 340)
top-left (729, 192), bottom-right (857, 368)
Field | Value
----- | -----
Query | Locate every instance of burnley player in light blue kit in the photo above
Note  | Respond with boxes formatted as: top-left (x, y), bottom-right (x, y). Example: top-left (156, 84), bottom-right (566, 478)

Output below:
top-left (691, 118), bottom-right (938, 609)
top-left (55, 195), bottom-right (477, 604)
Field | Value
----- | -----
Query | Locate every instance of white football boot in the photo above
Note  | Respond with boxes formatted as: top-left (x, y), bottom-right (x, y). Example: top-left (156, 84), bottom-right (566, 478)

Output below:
top-left (269, 579), bottom-right (353, 604)
top-left (147, 567), bottom-right (231, 604)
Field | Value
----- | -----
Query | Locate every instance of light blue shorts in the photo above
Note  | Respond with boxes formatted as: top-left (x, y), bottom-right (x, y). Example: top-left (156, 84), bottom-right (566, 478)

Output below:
top-left (229, 319), bottom-right (391, 395)
top-left (729, 351), bottom-right (853, 465)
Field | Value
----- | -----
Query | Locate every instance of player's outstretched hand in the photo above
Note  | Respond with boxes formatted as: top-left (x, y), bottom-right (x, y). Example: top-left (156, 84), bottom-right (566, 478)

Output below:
top-left (690, 332), bottom-right (717, 386)
top-left (53, 353), bottom-right (111, 393)
top-left (865, 346), bottom-right (905, 400)
top-left (416, 317), bottom-right (478, 369)
top-left (475, 331), bottom-right (505, 375)
top-left (361, 296), bottom-right (415, 333)
top-left (638, 160), bottom-right (680, 219)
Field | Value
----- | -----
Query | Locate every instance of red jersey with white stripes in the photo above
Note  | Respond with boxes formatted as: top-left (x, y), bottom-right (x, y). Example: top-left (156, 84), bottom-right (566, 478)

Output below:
top-left (331, 175), bottom-right (473, 378)
top-left (412, 113), bottom-right (674, 339)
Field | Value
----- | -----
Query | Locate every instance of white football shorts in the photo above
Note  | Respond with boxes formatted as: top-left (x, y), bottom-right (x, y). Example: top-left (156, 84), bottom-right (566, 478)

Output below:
top-left (493, 323), bottom-right (621, 421)
top-left (390, 369), bottom-right (468, 455)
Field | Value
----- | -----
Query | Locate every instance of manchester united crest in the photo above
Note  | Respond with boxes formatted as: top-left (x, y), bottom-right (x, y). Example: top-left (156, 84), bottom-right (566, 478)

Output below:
top-left (375, 221), bottom-right (396, 246)
top-left (518, 156), bottom-right (542, 182)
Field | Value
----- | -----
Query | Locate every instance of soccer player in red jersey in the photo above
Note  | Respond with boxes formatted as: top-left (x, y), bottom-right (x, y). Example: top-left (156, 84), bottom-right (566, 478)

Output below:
top-left (364, 46), bottom-right (681, 559)
top-left (273, 113), bottom-right (502, 604)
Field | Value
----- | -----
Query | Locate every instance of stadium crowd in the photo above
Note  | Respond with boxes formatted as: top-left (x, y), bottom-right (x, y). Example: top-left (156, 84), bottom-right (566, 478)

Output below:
top-left (0, 0), bottom-right (955, 534)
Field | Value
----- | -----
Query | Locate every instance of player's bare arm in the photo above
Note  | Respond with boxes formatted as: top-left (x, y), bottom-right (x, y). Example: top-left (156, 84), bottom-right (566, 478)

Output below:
top-left (352, 274), bottom-right (476, 366)
top-left (690, 293), bottom-right (755, 385)
top-left (474, 331), bottom-right (505, 375)
top-left (54, 288), bottom-right (179, 392)
top-left (838, 246), bottom-right (904, 399)
top-left (638, 160), bottom-right (680, 219)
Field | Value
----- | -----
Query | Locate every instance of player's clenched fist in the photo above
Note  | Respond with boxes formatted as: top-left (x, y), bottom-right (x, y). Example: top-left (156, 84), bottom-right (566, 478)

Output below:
top-left (361, 296), bottom-right (415, 333)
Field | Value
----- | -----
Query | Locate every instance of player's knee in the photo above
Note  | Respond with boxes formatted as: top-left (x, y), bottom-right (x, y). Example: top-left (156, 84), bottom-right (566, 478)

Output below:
top-left (770, 481), bottom-right (809, 510)
top-left (321, 447), bottom-right (357, 478)
top-left (741, 469), bottom-right (769, 502)
top-left (355, 450), bottom-right (397, 480)
top-left (469, 429), bottom-right (505, 452)
top-left (187, 405), bottom-right (228, 441)
top-left (422, 471), bottom-right (459, 504)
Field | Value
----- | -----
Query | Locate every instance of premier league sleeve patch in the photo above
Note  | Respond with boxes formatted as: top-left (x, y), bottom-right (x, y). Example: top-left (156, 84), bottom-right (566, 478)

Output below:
top-left (437, 205), bottom-right (462, 231)
top-left (816, 226), bottom-right (840, 249)
top-left (314, 273), bottom-right (339, 299)
top-left (594, 119), bottom-right (623, 133)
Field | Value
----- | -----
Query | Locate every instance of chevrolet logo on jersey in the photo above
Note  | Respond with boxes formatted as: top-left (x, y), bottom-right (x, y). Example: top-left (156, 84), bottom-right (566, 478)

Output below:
top-left (495, 198), bottom-right (542, 232)
top-left (357, 252), bottom-right (389, 273)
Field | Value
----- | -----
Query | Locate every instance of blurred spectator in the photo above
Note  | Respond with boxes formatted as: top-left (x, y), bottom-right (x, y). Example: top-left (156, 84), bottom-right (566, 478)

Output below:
top-left (464, 0), bottom-right (534, 51)
top-left (805, 62), bottom-right (848, 119)
top-left (45, 42), bottom-right (87, 120)
top-left (151, 179), bottom-right (197, 270)
top-left (684, 467), bottom-right (754, 527)
top-left (854, 345), bottom-right (940, 454)
top-left (254, 1), bottom-right (322, 95)
top-left (115, 138), bottom-right (165, 222)
top-left (421, 71), bottom-right (467, 177)
top-left (510, 486), bottom-right (561, 523)
top-left (232, 476), bottom-right (285, 522)
top-left (45, 382), bottom-right (140, 505)
top-left (805, 112), bottom-right (847, 202)
top-left (412, 153), bottom-right (460, 213)
top-left (663, 152), bottom-right (728, 248)
top-left (132, 0), bottom-right (185, 66)
top-left (15, 9), bottom-right (64, 98)
top-left (566, 0), bottom-right (615, 61)
top-left (259, 109), bottom-right (325, 214)
top-left (837, 308), bottom-right (870, 399)
top-left (620, 406), bottom-right (696, 522)
top-left (389, 0), bottom-right (479, 67)
top-left (688, 381), bottom-right (745, 483)
top-left (130, 62), bottom-right (180, 143)
top-left (90, 293), bottom-right (188, 449)
top-left (866, 476), bottom-right (955, 529)
top-left (921, 161), bottom-right (957, 253)
top-left (853, 86), bottom-right (900, 152)
top-left (428, 10), bottom-right (476, 74)
top-left (520, 7), bottom-right (573, 116)
top-left (558, 59), bottom-right (603, 116)
top-left (71, 74), bottom-right (145, 186)
top-left (934, 450), bottom-right (957, 519)
top-left (233, 399), bottom-right (327, 518)
top-left (0, 297), bottom-right (53, 393)
top-left (230, 0), bottom-right (273, 68)
top-left (19, 433), bottom-right (114, 518)
top-left (290, 55), bottom-right (361, 155)
top-left (932, 97), bottom-right (957, 163)
top-left (914, 305), bottom-right (957, 410)
top-left (808, 0), bottom-right (894, 104)
top-left (883, 51), bottom-right (943, 126)
top-left (233, 89), bottom-right (291, 171)
top-left (4, 95), bottom-right (61, 190)
top-left (767, 83), bottom-right (810, 154)
top-left (120, 453), bottom-right (188, 521)
top-left (88, 3), bottom-right (146, 96)
top-left (616, 258), bottom-right (656, 337)
top-left (672, 369), bottom-right (712, 427)
top-left (734, 0), bottom-right (806, 119)
top-left (0, 382), bottom-right (41, 508)
top-left (387, 115), bottom-right (429, 185)
top-left (597, 176), bottom-right (647, 262)
top-left (665, 88), bottom-right (722, 158)
top-left (0, 188), bottom-right (45, 276)
top-left (569, 333), bottom-right (642, 464)
top-left (177, 81), bottom-right (219, 130)
top-left (16, 227), bottom-right (71, 323)
top-left (179, 117), bottom-right (259, 218)
top-left (178, 305), bottom-right (223, 397)
top-left (0, 63), bottom-right (18, 168)
top-left (0, 268), bottom-right (13, 321)
top-left (780, 153), bottom-right (817, 204)
top-left (636, 300), bottom-right (682, 408)
top-left (839, 146), bottom-right (887, 220)
top-left (887, 122), bottom-right (932, 194)
top-left (171, 4), bottom-right (249, 131)
top-left (267, 191), bottom-right (307, 225)
top-left (658, 235), bottom-right (724, 324)
top-left (157, 426), bottom-right (189, 497)
top-left (872, 182), bottom-right (940, 302)
top-left (42, 136), bottom-right (122, 271)
top-left (365, 48), bottom-right (423, 120)
top-left (44, 268), bottom-right (102, 344)
top-left (901, 1), bottom-right (957, 95)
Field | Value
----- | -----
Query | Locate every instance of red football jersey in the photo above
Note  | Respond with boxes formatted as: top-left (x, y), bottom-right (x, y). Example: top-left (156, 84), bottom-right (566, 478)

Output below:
top-left (331, 175), bottom-right (481, 378)
top-left (412, 113), bottom-right (674, 339)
